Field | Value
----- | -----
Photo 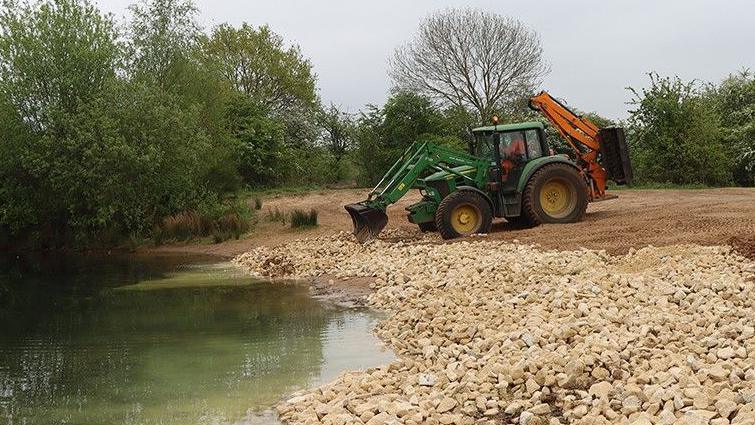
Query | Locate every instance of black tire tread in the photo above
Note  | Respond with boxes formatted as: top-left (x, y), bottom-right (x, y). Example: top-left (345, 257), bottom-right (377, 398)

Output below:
top-left (435, 190), bottom-right (493, 240)
top-left (522, 163), bottom-right (588, 226)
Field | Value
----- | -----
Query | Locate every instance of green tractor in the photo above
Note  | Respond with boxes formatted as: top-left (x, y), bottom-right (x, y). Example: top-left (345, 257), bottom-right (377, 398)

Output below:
top-left (345, 91), bottom-right (633, 242)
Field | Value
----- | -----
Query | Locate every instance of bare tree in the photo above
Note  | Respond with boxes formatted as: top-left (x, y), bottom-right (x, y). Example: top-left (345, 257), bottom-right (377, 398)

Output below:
top-left (390, 8), bottom-right (549, 125)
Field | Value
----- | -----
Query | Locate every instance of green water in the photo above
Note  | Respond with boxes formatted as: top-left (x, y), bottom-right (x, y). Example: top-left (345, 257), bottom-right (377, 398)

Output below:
top-left (0, 253), bottom-right (394, 425)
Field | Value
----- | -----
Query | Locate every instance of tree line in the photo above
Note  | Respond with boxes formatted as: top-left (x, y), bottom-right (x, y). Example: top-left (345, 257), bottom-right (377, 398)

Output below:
top-left (0, 2), bottom-right (752, 249)
top-left (627, 71), bottom-right (754, 187)
top-left (0, 0), bottom-right (329, 248)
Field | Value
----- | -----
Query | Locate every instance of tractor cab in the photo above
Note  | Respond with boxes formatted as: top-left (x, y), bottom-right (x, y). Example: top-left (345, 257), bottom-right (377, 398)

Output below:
top-left (472, 121), bottom-right (548, 191)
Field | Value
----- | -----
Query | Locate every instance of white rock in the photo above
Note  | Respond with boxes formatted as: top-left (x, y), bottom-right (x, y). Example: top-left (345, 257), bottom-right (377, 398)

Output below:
top-left (520, 411), bottom-right (535, 425)
top-left (418, 373), bottom-right (437, 387)
top-left (437, 397), bottom-right (457, 414)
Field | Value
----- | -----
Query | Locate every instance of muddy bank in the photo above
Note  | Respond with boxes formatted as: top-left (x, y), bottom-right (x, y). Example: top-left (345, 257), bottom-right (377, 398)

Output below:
top-left (308, 275), bottom-right (375, 309)
top-left (235, 232), bottom-right (755, 425)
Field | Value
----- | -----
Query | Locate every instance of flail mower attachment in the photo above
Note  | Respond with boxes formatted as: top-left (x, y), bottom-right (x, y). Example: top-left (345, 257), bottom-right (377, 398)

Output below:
top-left (344, 203), bottom-right (388, 243)
top-left (597, 127), bottom-right (634, 185)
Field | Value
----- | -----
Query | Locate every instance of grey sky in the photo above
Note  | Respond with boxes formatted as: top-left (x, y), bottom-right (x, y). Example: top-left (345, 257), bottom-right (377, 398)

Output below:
top-left (96, 0), bottom-right (754, 120)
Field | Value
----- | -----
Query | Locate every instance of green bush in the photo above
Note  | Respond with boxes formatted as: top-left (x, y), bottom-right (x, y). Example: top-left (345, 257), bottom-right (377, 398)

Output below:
top-left (0, 0), bottom-right (247, 248)
top-left (290, 209), bottom-right (318, 228)
top-left (709, 70), bottom-right (755, 186)
top-left (627, 73), bottom-right (732, 186)
top-left (353, 92), bottom-right (469, 185)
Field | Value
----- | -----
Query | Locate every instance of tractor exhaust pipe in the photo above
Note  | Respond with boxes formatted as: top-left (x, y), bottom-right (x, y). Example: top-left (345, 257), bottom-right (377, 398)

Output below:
top-left (344, 203), bottom-right (388, 243)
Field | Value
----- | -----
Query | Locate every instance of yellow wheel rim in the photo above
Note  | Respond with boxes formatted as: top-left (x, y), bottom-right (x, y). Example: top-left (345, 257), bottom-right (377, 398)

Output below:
top-left (450, 204), bottom-right (480, 234)
top-left (540, 179), bottom-right (575, 218)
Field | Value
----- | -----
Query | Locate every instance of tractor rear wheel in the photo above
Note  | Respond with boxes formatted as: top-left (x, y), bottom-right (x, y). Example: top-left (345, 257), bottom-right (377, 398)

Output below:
top-left (435, 191), bottom-right (492, 240)
top-left (522, 163), bottom-right (588, 225)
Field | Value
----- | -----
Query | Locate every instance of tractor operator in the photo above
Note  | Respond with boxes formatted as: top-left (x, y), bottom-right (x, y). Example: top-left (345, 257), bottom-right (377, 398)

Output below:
top-left (499, 133), bottom-right (526, 180)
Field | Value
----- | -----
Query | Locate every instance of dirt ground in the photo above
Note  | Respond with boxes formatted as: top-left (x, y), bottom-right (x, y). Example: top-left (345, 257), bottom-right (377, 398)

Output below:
top-left (148, 187), bottom-right (755, 258)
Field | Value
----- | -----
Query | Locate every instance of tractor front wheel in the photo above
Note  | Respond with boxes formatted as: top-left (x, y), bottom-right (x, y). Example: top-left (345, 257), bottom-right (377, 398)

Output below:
top-left (522, 163), bottom-right (588, 225)
top-left (435, 191), bottom-right (492, 240)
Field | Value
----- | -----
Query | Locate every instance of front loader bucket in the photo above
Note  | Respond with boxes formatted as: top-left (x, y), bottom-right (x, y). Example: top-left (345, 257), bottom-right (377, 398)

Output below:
top-left (344, 203), bottom-right (388, 243)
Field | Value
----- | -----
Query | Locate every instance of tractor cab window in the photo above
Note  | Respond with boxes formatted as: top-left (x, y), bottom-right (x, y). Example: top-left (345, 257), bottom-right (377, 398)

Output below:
top-left (473, 131), bottom-right (495, 159)
top-left (498, 131), bottom-right (526, 164)
top-left (525, 129), bottom-right (543, 159)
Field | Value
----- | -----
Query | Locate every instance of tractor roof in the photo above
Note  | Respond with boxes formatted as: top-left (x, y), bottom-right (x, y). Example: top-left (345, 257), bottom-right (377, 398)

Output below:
top-left (472, 121), bottom-right (544, 133)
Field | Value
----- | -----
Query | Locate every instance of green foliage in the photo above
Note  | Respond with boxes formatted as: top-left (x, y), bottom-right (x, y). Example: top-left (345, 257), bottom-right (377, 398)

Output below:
top-left (0, 0), bottom-right (120, 130)
top-left (204, 23), bottom-right (317, 115)
top-left (0, 0), bottom-right (247, 248)
top-left (583, 112), bottom-right (616, 129)
top-left (353, 92), bottom-right (469, 185)
top-left (708, 70), bottom-right (755, 186)
top-left (627, 73), bottom-right (731, 186)
top-left (245, 184), bottom-right (324, 197)
top-left (204, 24), bottom-right (321, 186)
top-left (290, 209), bottom-right (318, 228)
top-left (3, 0), bottom-right (750, 251)
top-left (317, 103), bottom-right (354, 181)
top-left (224, 94), bottom-right (287, 185)
top-left (204, 23), bottom-right (323, 188)
top-left (127, 0), bottom-right (201, 88)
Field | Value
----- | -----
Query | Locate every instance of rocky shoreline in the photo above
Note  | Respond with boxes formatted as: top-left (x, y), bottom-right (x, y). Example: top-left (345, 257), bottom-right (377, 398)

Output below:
top-left (234, 231), bottom-right (755, 425)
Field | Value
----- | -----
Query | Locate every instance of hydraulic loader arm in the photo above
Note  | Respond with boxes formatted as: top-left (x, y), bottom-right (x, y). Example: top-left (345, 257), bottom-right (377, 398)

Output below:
top-left (528, 91), bottom-right (610, 200)
top-left (366, 141), bottom-right (486, 209)
top-left (345, 141), bottom-right (488, 242)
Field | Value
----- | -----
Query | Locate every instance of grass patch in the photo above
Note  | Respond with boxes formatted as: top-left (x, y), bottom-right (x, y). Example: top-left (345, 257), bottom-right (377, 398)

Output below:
top-left (290, 209), bottom-right (318, 228)
top-left (153, 199), bottom-right (252, 245)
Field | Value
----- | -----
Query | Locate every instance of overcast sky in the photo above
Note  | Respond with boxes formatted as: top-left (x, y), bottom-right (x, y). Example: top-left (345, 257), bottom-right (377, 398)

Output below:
top-left (96, 0), bottom-right (754, 120)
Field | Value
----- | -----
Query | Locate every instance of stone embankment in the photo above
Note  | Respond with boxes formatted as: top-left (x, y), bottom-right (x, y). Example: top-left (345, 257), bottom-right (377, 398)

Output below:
top-left (234, 231), bottom-right (755, 425)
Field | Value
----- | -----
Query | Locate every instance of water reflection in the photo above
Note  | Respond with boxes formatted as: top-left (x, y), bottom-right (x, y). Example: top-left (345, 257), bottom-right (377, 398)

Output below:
top-left (0, 253), bottom-right (393, 424)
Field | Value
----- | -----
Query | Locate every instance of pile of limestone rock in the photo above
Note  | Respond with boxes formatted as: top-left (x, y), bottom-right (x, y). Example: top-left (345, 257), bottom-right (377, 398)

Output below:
top-left (234, 232), bottom-right (755, 425)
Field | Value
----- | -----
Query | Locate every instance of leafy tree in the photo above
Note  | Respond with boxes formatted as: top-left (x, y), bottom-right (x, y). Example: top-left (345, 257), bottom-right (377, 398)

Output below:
top-left (0, 0), bottom-right (121, 131)
top-left (224, 94), bottom-right (286, 186)
top-left (204, 23), bottom-right (317, 116)
top-left (0, 0), bottom-right (124, 244)
top-left (127, 0), bottom-right (201, 88)
top-left (317, 104), bottom-right (353, 181)
top-left (709, 70), bottom-right (755, 186)
top-left (353, 92), bottom-right (467, 184)
top-left (627, 73), bottom-right (731, 186)
top-left (0, 0), bottom-right (246, 247)
top-left (127, 0), bottom-right (241, 194)
top-left (204, 22), bottom-right (321, 186)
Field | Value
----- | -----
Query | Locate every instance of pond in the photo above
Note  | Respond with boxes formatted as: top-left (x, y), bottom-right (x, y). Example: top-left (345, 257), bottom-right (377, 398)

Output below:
top-left (0, 253), bottom-right (394, 424)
